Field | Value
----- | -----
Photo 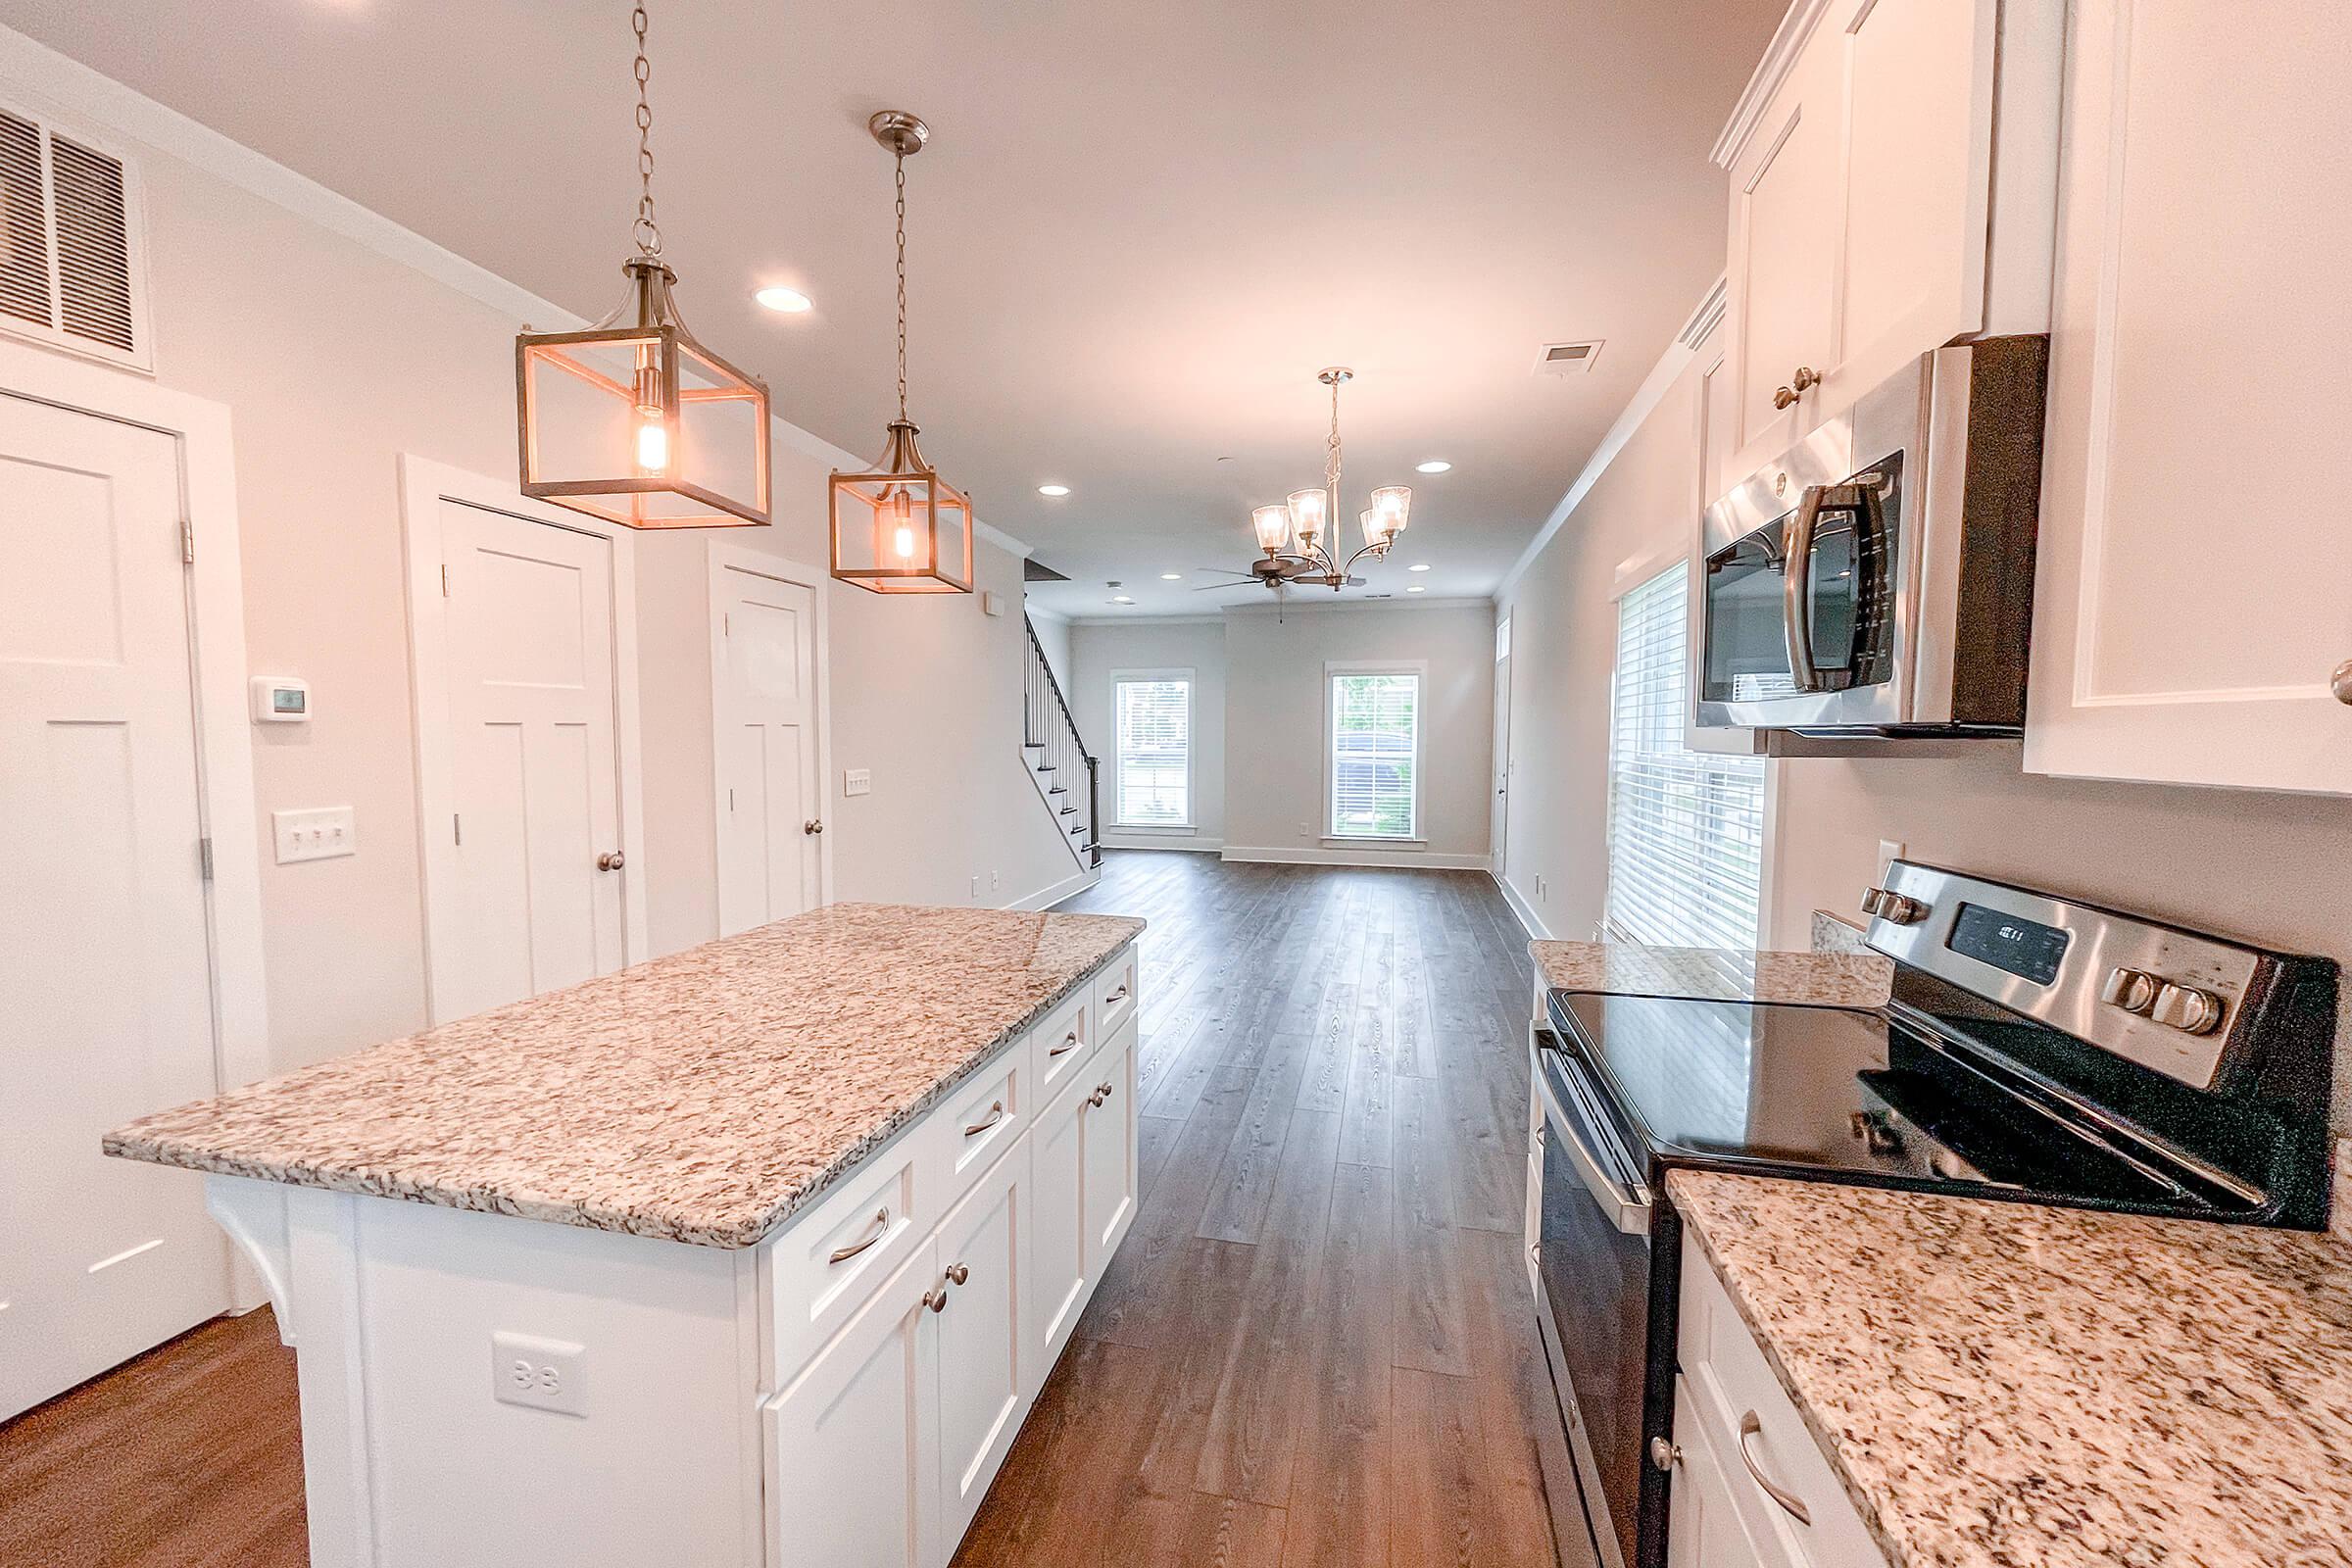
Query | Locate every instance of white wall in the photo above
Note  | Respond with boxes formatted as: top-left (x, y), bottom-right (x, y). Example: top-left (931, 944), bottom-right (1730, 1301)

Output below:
top-left (0, 41), bottom-right (1073, 1079)
top-left (1069, 617), bottom-right (1228, 851)
top-left (1071, 601), bottom-right (1494, 868)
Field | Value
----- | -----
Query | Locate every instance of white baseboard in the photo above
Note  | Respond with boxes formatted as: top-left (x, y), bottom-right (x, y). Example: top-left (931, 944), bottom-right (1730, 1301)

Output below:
top-left (1004, 864), bottom-right (1100, 911)
top-left (1494, 872), bottom-right (1552, 941)
top-left (1219, 845), bottom-right (1492, 871)
top-left (1099, 835), bottom-right (1223, 855)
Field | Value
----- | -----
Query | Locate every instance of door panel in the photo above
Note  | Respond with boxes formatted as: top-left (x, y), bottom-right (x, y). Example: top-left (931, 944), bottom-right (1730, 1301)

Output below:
top-left (0, 396), bottom-right (229, 1419)
top-left (1082, 1024), bottom-right (1139, 1272)
top-left (1727, 76), bottom-right (1839, 478)
top-left (714, 565), bottom-right (821, 936)
top-left (765, 1242), bottom-right (939, 1568)
top-left (933, 1145), bottom-right (1028, 1548)
top-left (1028, 1071), bottom-right (1090, 1371)
top-left (436, 502), bottom-right (624, 1020)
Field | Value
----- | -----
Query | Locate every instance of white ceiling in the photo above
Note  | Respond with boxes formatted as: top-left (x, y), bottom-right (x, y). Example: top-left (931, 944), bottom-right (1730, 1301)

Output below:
top-left (4, 0), bottom-right (1783, 616)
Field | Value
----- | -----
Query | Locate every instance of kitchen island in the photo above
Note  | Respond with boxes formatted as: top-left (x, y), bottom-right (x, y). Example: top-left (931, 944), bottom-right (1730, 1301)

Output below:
top-left (105, 902), bottom-right (1146, 1568)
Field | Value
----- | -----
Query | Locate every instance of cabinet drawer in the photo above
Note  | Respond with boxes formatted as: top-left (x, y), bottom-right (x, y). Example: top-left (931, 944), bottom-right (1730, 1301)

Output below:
top-left (1031, 988), bottom-right (1098, 1107)
top-left (1092, 946), bottom-right (1138, 1037)
top-left (766, 1129), bottom-right (929, 1384)
top-left (926, 1048), bottom-right (1027, 1212)
top-left (1677, 1234), bottom-right (1884, 1568)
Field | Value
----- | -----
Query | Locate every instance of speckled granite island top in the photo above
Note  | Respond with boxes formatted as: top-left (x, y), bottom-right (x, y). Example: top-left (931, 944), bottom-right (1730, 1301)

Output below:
top-left (1531, 939), bottom-right (1891, 1006)
top-left (1670, 1169), bottom-right (2352, 1568)
top-left (104, 904), bottom-right (1145, 1250)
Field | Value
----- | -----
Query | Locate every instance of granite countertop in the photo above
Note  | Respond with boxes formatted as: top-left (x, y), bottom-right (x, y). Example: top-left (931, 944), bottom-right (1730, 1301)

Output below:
top-left (105, 904), bottom-right (1145, 1249)
top-left (1670, 1169), bottom-right (2352, 1568)
top-left (1530, 938), bottom-right (1892, 1007)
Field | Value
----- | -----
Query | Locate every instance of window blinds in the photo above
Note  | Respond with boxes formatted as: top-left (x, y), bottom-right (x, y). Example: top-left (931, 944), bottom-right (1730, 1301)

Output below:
top-left (1329, 671), bottom-right (1420, 839)
top-left (1114, 677), bottom-right (1191, 826)
top-left (1604, 564), bottom-right (1767, 949)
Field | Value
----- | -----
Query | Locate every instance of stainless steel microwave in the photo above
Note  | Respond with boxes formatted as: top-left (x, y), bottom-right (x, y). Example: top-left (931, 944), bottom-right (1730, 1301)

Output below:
top-left (1696, 335), bottom-right (2048, 737)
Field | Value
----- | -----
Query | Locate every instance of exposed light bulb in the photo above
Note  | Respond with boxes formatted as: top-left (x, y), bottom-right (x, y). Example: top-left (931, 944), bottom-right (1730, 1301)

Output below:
top-left (890, 486), bottom-right (915, 560)
top-left (635, 414), bottom-right (668, 473)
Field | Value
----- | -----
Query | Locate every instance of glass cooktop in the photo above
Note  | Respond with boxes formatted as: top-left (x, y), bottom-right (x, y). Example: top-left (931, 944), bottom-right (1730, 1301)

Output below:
top-left (1545, 989), bottom-right (2256, 1213)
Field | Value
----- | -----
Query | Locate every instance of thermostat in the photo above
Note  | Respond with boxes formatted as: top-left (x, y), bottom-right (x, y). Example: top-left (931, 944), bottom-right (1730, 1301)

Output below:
top-left (251, 675), bottom-right (311, 723)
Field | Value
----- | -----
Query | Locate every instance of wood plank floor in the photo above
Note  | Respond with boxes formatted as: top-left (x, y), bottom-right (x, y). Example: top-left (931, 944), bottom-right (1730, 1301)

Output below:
top-left (955, 851), bottom-right (1564, 1568)
top-left (0, 852), bottom-right (1564, 1568)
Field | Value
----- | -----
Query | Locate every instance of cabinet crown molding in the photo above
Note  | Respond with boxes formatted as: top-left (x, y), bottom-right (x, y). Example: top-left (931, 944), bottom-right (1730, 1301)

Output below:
top-left (1711, 0), bottom-right (1838, 169)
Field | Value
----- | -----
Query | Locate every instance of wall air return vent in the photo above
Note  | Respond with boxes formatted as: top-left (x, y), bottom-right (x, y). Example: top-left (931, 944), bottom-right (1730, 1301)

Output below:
top-left (1532, 338), bottom-right (1603, 376)
top-left (0, 103), bottom-right (150, 370)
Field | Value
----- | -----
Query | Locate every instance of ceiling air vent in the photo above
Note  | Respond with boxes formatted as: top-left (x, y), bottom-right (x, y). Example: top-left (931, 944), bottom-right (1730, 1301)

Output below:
top-left (0, 104), bottom-right (150, 370)
top-left (1532, 338), bottom-right (1603, 377)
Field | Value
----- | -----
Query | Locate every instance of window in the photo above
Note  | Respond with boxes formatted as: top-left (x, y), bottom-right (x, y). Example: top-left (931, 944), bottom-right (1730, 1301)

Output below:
top-left (1605, 564), bottom-right (1767, 948)
top-left (1328, 666), bottom-right (1421, 840)
top-left (1112, 672), bottom-right (1192, 828)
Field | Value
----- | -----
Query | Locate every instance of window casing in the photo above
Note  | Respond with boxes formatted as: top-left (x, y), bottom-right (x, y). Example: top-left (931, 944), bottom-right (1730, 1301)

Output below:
top-left (1112, 671), bottom-right (1192, 829)
top-left (1604, 564), bottom-right (1767, 948)
top-left (1327, 665), bottom-right (1422, 841)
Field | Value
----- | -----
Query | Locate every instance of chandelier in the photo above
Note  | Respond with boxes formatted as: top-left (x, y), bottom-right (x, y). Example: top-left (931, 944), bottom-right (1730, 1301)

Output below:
top-left (514, 2), bottom-right (771, 529)
top-left (828, 111), bottom-right (974, 594)
top-left (1239, 368), bottom-right (1411, 591)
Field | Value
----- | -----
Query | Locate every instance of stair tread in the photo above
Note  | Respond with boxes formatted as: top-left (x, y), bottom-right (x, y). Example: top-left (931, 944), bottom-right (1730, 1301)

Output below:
top-left (1060, 807), bottom-right (1078, 815)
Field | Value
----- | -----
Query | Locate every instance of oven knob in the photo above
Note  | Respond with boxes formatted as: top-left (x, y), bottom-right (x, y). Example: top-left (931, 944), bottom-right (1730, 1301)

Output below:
top-left (2151, 982), bottom-right (2226, 1036)
top-left (2098, 966), bottom-right (2161, 1015)
top-left (1859, 887), bottom-right (1927, 924)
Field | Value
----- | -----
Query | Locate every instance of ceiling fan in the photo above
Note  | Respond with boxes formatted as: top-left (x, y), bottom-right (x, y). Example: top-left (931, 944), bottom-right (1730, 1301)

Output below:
top-left (1188, 564), bottom-right (1363, 593)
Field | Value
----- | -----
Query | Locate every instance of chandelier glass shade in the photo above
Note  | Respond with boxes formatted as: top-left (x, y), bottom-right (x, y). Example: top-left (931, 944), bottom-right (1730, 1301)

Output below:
top-left (514, 3), bottom-right (771, 530)
top-left (829, 110), bottom-right (974, 594)
top-left (1235, 369), bottom-right (1414, 592)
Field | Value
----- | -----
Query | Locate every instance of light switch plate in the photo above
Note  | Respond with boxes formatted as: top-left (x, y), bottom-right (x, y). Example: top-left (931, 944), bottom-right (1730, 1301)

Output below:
top-left (273, 807), bottom-right (356, 864)
top-left (844, 768), bottom-right (872, 797)
top-left (491, 1331), bottom-right (586, 1417)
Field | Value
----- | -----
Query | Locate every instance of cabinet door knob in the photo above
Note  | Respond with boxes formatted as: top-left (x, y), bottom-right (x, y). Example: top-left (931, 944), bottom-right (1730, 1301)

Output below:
top-left (1770, 366), bottom-right (1822, 411)
top-left (596, 851), bottom-right (625, 871)
top-left (944, 1262), bottom-right (969, 1286)
top-left (921, 1287), bottom-right (949, 1314)
top-left (2332, 660), bottom-right (2352, 705)
top-left (804, 818), bottom-right (824, 836)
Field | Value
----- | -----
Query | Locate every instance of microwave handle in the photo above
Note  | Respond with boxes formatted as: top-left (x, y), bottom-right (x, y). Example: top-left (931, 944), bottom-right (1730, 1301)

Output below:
top-left (1780, 481), bottom-right (1870, 693)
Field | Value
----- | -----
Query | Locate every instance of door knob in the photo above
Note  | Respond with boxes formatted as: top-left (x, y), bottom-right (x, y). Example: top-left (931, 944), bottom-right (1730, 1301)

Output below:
top-left (804, 819), bottom-right (824, 836)
top-left (1770, 366), bottom-right (1822, 410)
top-left (596, 851), bottom-right (625, 871)
top-left (2332, 660), bottom-right (2352, 705)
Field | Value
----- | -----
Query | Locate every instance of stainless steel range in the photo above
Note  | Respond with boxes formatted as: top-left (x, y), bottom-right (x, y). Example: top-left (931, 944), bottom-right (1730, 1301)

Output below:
top-left (1527, 861), bottom-right (2338, 1568)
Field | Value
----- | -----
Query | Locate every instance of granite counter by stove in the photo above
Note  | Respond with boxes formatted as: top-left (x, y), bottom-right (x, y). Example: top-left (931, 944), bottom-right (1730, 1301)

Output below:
top-left (1669, 1168), bottom-right (2352, 1568)
top-left (106, 902), bottom-right (1145, 1249)
top-left (1530, 938), bottom-right (1892, 1007)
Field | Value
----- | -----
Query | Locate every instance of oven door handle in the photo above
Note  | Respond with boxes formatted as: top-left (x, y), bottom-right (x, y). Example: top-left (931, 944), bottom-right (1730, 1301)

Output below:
top-left (1536, 1057), bottom-right (1653, 1236)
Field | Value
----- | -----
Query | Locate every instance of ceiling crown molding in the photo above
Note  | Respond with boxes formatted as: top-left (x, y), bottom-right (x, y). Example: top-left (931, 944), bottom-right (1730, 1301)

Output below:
top-left (0, 23), bottom-right (1031, 561)
top-left (1710, 0), bottom-right (1836, 169)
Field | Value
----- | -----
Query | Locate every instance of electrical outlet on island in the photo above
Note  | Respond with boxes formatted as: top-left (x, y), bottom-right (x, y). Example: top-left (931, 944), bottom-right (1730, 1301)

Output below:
top-left (969, 874), bottom-right (980, 900)
top-left (490, 1332), bottom-right (586, 1417)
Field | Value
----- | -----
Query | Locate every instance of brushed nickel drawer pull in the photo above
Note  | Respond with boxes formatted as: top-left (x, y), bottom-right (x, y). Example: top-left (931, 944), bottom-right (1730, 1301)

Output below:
top-left (964, 1101), bottom-right (1005, 1137)
top-left (1104, 983), bottom-right (1129, 1004)
top-left (1737, 1412), bottom-right (1811, 1525)
top-left (827, 1206), bottom-right (890, 1264)
top-left (944, 1262), bottom-right (969, 1286)
top-left (1050, 1031), bottom-right (1080, 1057)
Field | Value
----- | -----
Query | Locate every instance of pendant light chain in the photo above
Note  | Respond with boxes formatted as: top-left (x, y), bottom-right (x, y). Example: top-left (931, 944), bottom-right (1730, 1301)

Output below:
top-left (894, 150), bottom-right (909, 423)
top-left (630, 2), bottom-right (662, 258)
top-left (1324, 374), bottom-right (1344, 553)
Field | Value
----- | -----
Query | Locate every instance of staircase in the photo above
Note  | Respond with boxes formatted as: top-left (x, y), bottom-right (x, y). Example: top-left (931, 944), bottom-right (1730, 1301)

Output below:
top-left (1022, 615), bottom-right (1102, 871)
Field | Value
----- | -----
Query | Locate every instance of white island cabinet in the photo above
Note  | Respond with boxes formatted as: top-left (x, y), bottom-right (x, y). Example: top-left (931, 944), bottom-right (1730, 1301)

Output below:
top-left (110, 906), bottom-right (1143, 1568)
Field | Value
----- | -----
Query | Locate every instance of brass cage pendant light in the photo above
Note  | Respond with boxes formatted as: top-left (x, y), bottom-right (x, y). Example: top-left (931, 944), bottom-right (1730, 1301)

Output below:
top-left (514, 3), bottom-right (772, 530)
top-left (829, 111), bottom-right (973, 594)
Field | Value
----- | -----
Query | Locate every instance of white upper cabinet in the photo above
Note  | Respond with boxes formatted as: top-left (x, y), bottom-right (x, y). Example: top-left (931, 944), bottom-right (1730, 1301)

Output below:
top-left (1714, 0), bottom-right (2064, 490)
top-left (2026, 1), bottom-right (2352, 794)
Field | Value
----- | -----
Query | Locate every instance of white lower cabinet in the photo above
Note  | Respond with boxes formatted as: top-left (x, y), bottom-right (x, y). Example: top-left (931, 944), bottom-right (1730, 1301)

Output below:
top-left (1028, 1049), bottom-right (1094, 1368)
top-left (1080, 1023), bottom-right (1139, 1272)
top-left (1668, 1379), bottom-right (1769, 1568)
top-left (764, 1242), bottom-right (942, 1568)
top-left (932, 1140), bottom-right (1032, 1545)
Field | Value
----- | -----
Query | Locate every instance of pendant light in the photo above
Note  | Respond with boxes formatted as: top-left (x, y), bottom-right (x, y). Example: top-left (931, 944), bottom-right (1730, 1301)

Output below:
top-left (829, 112), bottom-right (974, 594)
top-left (514, 2), bottom-right (772, 529)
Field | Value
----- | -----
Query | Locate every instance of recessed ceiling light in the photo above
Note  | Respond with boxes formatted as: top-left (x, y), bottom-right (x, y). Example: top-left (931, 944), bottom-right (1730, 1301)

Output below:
top-left (1406, 585), bottom-right (1426, 593)
top-left (754, 285), bottom-right (812, 313)
top-left (1408, 563), bottom-right (1432, 572)
top-left (1038, 483), bottom-right (1071, 497)
top-left (1111, 596), bottom-right (1134, 605)
top-left (1160, 572), bottom-right (1183, 580)
top-left (1415, 459), bottom-right (1452, 473)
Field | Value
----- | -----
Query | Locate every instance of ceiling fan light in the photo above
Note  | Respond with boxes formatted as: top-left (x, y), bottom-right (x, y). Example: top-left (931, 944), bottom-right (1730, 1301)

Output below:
top-left (1286, 488), bottom-right (1328, 544)
top-left (1251, 505), bottom-right (1292, 555)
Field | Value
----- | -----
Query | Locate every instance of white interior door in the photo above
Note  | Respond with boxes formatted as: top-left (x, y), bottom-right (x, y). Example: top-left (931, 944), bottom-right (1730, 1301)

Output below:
top-left (0, 395), bottom-right (230, 1418)
top-left (432, 499), bottom-right (627, 1020)
top-left (712, 558), bottom-right (822, 936)
top-left (1491, 643), bottom-right (1512, 868)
